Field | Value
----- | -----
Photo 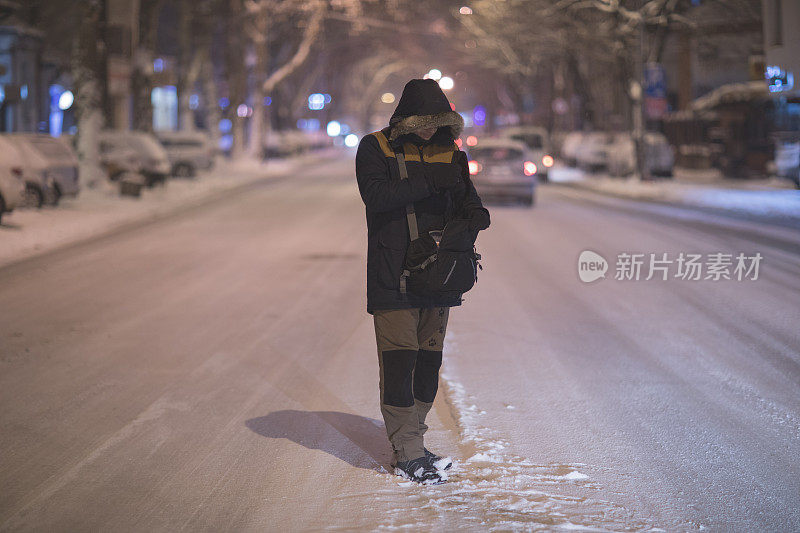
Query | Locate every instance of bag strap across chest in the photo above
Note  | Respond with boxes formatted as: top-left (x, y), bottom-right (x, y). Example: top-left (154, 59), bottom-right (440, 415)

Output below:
top-left (395, 151), bottom-right (419, 241)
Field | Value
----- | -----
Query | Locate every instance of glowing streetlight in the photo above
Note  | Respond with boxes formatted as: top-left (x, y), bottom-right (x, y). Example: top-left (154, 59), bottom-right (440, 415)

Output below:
top-left (426, 69), bottom-right (442, 81)
top-left (58, 90), bottom-right (74, 110)
top-left (439, 76), bottom-right (454, 90)
top-left (344, 134), bottom-right (359, 147)
top-left (326, 120), bottom-right (341, 137)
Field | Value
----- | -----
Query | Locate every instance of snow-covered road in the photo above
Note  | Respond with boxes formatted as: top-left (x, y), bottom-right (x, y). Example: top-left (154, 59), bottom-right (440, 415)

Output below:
top-left (1, 155), bottom-right (798, 531)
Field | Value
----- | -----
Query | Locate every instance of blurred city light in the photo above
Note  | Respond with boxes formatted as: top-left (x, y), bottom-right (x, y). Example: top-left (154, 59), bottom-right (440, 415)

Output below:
top-left (153, 58), bottom-right (164, 73)
top-left (57, 90), bottom-right (74, 111)
top-left (439, 76), bottom-right (454, 90)
top-left (189, 94), bottom-right (200, 110)
top-left (426, 69), bottom-right (442, 81)
top-left (542, 155), bottom-right (555, 168)
top-left (472, 105), bottom-right (486, 126)
top-left (236, 104), bottom-right (251, 117)
top-left (323, 93), bottom-right (332, 104)
top-left (459, 6), bottom-right (473, 15)
top-left (344, 134), bottom-right (359, 147)
top-left (219, 118), bottom-right (232, 133)
top-left (455, 138), bottom-right (463, 148)
top-left (308, 93), bottom-right (325, 110)
top-left (381, 92), bottom-right (395, 104)
top-left (466, 135), bottom-right (478, 146)
top-left (263, 96), bottom-right (272, 106)
top-left (524, 161), bottom-right (537, 176)
top-left (219, 97), bottom-right (229, 109)
top-left (468, 160), bottom-right (481, 174)
top-left (326, 120), bottom-right (341, 136)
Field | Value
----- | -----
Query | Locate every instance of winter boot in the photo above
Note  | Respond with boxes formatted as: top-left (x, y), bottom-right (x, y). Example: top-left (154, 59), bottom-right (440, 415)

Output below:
top-left (394, 456), bottom-right (447, 485)
top-left (424, 447), bottom-right (453, 471)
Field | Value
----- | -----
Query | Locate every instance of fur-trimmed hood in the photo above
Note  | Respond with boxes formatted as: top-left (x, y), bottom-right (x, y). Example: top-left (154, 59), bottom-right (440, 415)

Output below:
top-left (388, 78), bottom-right (464, 142)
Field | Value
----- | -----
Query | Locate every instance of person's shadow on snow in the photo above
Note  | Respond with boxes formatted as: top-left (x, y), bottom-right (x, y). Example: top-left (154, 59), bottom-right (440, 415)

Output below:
top-left (245, 411), bottom-right (393, 473)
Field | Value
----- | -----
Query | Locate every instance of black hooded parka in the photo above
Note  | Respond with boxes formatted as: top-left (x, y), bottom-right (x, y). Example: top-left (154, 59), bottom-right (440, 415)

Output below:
top-left (355, 79), bottom-right (489, 314)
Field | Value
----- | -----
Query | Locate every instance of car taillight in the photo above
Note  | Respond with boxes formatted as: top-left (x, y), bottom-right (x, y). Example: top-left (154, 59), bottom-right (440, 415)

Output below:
top-left (542, 155), bottom-right (554, 168)
top-left (468, 160), bottom-right (481, 175)
top-left (11, 167), bottom-right (23, 180)
top-left (523, 161), bottom-right (537, 176)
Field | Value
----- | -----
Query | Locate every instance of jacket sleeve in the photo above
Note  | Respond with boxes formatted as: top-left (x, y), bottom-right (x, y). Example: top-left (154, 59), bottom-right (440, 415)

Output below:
top-left (453, 150), bottom-right (490, 225)
top-left (356, 134), bottom-right (431, 213)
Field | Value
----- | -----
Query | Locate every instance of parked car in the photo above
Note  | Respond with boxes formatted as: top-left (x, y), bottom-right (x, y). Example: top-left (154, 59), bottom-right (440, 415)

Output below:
top-left (466, 138), bottom-right (537, 206)
top-left (99, 131), bottom-right (171, 186)
top-left (607, 132), bottom-right (675, 178)
top-left (560, 131), bottom-right (585, 167)
top-left (498, 126), bottom-right (554, 181)
top-left (14, 134), bottom-right (80, 202)
top-left (262, 130), bottom-right (318, 159)
top-left (0, 135), bottom-right (54, 208)
top-left (773, 137), bottom-right (800, 188)
top-left (155, 131), bottom-right (215, 177)
top-left (575, 132), bottom-right (618, 172)
top-left (0, 141), bottom-right (27, 222)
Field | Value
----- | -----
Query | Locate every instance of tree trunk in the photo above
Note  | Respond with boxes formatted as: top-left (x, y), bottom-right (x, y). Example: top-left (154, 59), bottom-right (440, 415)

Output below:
top-left (178, 0), bottom-right (199, 132)
top-left (246, 4), bottom-right (269, 159)
top-left (227, 0), bottom-right (246, 158)
top-left (72, 0), bottom-right (105, 188)
top-left (132, 0), bottom-right (162, 132)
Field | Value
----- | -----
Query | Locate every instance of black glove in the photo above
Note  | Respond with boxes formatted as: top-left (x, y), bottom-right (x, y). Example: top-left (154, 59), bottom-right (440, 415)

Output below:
top-left (468, 207), bottom-right (491, 232)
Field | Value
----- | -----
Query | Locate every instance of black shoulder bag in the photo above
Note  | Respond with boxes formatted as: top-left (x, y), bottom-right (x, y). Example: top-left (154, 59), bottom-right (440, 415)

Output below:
top-left (396, 150), bottom-right (482, 299)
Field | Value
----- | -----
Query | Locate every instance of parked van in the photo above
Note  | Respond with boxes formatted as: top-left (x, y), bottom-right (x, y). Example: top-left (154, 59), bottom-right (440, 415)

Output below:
top-left (155, 131), bottom-right (215, 177)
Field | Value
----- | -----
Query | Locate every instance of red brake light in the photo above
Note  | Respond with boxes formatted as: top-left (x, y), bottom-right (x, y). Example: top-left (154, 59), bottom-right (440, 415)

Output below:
top-left (524, 161), bottom-right (537, 176)
top-left (468, 160), bottom-right (481, 175)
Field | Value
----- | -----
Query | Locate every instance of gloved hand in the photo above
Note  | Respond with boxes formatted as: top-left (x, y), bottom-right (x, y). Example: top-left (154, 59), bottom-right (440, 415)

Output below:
top-left (468, 207), bottom-right (491, 232)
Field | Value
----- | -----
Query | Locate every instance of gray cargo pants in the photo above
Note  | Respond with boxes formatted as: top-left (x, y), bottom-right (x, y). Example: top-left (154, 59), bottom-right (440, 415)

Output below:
top-left (373, 307), bottom-right (449, 463)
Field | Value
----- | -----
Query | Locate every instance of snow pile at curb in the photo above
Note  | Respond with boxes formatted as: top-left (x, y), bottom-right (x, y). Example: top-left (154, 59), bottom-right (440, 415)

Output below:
top-left (550, 167), bottom-right (800, 224)
top-left (369, 332), bottom-right (658, 531)
top-left (0, 151), bottom-right (339, 268)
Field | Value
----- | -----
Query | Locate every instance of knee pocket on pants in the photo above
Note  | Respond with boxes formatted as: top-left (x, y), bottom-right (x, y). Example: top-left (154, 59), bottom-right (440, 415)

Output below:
top-left (380, 349), bottom-right (417, 407)
top-left (413, 349), bottom-right (442, 403)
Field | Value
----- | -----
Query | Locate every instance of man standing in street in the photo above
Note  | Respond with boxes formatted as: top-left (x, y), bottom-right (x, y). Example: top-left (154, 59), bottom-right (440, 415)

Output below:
top-left (355, 78), bottom-right (490, 484)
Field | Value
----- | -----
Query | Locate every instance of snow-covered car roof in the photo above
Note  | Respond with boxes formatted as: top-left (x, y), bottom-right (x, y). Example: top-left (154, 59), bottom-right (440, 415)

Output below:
top-left (13, 134), bottom-right (78, 166)
top-left (0, 136), bottom-right (27, 168)
top-left (1, 136), bottom-right (48, 170)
